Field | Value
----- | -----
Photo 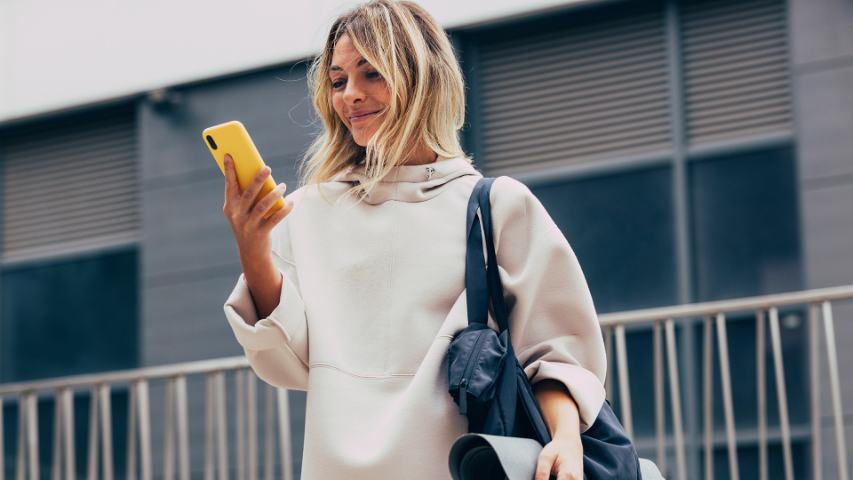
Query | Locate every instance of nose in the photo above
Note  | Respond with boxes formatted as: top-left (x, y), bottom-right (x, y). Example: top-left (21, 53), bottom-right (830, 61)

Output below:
top-left (342, 77), bottom-right (365, 105)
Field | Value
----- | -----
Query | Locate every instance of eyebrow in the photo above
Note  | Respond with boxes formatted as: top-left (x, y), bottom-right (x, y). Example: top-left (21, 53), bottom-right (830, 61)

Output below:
top-left (329, 58), bottom-right (368, 72)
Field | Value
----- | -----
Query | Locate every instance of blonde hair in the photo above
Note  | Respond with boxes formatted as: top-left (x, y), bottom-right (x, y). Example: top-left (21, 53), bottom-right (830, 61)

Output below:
top-left (298, 0), bottom-right (471, 204)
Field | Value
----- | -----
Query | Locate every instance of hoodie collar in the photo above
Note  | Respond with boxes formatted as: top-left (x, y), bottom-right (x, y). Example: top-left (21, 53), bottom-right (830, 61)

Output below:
top-left (332, 155), bottom-right (481, 204)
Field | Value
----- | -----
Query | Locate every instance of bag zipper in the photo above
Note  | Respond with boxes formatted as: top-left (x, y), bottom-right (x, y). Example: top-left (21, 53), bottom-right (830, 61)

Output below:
top-left (458, 331), bottom-right (488, 415)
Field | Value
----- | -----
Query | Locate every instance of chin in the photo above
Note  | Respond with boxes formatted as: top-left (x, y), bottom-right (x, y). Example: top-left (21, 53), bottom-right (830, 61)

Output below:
top-left (350, 131), bottom-right (376, 147)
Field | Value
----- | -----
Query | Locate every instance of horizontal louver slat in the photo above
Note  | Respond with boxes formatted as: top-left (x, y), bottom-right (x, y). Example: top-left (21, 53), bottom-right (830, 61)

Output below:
top-left (482, 67), bottom-right (667, 118)
top-left (7, 180), bottom-right (139, 221)
top-left (478, 7), bottom-right (670, 175)
top-left (485, 125), bottom-right (671, 164)
top-left (486, 141), bottom-right (672, 176)
top-left (682, 0), bottom-right (792, 145)
top-left (483, 90), bottom-right (670, 141)
top-left (480, 13), bottom-right (662, 61)
top-left (1, 109), bottom-right (139, 261)
top-left (5, 162), bottom-right (138, 199)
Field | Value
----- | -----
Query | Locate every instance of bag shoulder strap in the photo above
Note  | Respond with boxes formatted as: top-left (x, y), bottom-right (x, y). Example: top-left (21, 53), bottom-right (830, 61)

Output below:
top-left (465, 177), bottom-right (511, 337)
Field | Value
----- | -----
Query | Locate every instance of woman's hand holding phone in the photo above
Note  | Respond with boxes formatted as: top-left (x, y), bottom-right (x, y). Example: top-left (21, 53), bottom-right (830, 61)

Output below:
top-left (222, 153), bottom-right (296, 319)
top-left (222, 153), bottom-right (294, 257)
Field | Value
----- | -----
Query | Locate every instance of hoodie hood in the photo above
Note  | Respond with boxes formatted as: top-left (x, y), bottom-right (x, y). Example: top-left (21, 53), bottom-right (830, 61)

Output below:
top-left (331, 155), bottom-right (482, 204)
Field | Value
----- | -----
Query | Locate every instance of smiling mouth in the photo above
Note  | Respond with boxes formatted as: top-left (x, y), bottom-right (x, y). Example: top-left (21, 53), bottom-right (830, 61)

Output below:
top-left (350, 110), bottom-right (380, 122)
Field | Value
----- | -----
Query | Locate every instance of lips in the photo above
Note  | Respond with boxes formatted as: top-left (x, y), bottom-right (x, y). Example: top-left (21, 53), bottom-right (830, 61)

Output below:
top-left (349, 110), bottom-right (380, 121)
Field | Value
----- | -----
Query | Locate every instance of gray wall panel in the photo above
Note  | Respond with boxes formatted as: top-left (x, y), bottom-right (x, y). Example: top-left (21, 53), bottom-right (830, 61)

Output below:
top-left (144, 273), bottom-right (244, 363)
top-left (789, 0), bottom-right (853, 65)
top-left (795, 64), bottom-right (853, 180)
top-left (800, 182), bottom-right (853, 288)
top-left (790, 0), bottom-right (853, 472)
top-left (143, 176), bottom-right (236, 282)
top-left (141, 67), bottom-right (316, 184)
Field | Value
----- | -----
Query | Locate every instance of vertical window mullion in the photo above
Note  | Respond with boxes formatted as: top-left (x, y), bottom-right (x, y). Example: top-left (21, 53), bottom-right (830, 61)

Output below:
top-left (666, 1), bottom-right (703, 479)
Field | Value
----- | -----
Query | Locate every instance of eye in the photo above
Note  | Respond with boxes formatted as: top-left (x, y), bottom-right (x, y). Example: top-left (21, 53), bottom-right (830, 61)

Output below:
top-left (331, 78), bottom-right (345, 90)
top-left (366, 70), bottom-right (381, 80)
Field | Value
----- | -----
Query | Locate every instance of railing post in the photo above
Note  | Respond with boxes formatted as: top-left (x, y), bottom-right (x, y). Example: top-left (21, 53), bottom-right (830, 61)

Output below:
top-left (277, 389), bottom-right (293, 480)
top-left (615, 324), bottom-right (633, 440)
top-left (26, 393), bottom-right (39, 480)
top-left (16, 394), bottom-right (25, 480)
top-left (214, 371), bottom-right (228, 480)
top-left (60, 388), bottom-right (75, 480)
top-left (702, 316), bottom-right (713, 480)
top-left (264, 385), bottom-right (274, 480)
top-left (653, 321), bottom-right (666, 476)
top-left (175, 376), bottom-right (190, 480)
top-left (822, 301), bottom-right (850, 480)
top-left (87, 386), bottom-right (99, 480)
top-left (664, 318), bottom-right (687, 480)
top-left (137, 380), bottom-right (152, 480)
top-left (247, 371), bottom-right (258, 480)
top-left (768, 307), bottom-right (794, 480)
top-left (204, 375), bottom-right (214, 480)
top-left (127, 383), bottom-right (137, 480)
top-left (603, 327), bottom-right (613, 404)
top-left (756, 310), bottom-right (767, 480)
top-left (99, 384), bottom-right (114, 480)
top-left (809, 303), bottom-right (822, 480)
top-left (163, 378), bottom-right (176, 480)
top-left (0, 395), bottom-right (4, 480)
top-left (236, 369), bottom-right (246, 480)
top-left (52, 391), bottom-right (61, 480)
top-left (715, 312), bottom-right (739, 480)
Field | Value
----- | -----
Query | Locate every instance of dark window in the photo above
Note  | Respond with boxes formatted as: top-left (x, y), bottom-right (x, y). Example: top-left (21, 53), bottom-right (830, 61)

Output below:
top-left (1, 248), bottom-right (139, 382)
top-left (530, 166), bottom-right (678, 313)
top-left (689, 147), bottom-right (803, 301)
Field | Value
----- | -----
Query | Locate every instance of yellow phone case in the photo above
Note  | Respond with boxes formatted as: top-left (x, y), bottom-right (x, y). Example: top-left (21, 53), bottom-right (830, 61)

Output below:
top-left (202, 120), bottom-right (284, 219)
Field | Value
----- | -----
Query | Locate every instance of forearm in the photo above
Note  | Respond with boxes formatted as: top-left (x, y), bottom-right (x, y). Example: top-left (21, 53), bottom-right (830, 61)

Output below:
top-left (534, 380), bottom-right (581, 440)
top-left (239, 250), bottom-right (283, 323)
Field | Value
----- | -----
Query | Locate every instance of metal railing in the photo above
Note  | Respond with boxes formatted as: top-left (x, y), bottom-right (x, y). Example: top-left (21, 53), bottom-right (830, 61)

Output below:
top-left (1, 284), bottom-right (852, 480)
top-left (599, 284), bottom-right (853, 480)
top-left (0, 357), bottom-right (291, 480)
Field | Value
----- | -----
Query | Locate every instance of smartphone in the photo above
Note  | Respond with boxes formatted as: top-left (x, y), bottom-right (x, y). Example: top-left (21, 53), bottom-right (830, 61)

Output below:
top-left (202, 120), bottom-right (284, 219)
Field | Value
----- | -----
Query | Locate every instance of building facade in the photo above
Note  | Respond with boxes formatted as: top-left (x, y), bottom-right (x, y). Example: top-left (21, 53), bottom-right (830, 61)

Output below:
top-left (2, 0), bottom-right (852, 478)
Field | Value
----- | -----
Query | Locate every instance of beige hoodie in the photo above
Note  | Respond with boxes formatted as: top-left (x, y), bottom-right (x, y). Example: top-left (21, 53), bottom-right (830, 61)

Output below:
top-left (223, 155), bottom-right (606, 479)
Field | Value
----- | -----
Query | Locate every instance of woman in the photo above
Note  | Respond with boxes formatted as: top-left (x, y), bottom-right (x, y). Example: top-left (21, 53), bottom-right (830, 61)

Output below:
top-left (222, 1), bottom-right (607, 478)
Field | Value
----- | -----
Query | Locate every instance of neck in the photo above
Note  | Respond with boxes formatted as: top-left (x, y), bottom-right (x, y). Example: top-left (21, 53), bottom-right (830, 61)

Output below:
top-left (401, 143), bottom-right (437, 166)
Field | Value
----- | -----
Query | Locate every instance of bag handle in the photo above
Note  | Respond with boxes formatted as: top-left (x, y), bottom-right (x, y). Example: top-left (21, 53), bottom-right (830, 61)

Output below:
top-left (465, 177), bottom-right (511, 339)
top-left (465, 178), bottom-right (490, 328)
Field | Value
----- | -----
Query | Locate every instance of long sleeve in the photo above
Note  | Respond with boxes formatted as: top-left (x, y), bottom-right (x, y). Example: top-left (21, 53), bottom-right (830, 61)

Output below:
top-left (223, 215), bottom-right (310, 391)
top-left (490, 176), bottom-right (607, 432)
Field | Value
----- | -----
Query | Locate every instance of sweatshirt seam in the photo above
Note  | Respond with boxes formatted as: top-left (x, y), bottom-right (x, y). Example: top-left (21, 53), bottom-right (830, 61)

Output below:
top-left (271, 248), bottom-right (296, 266)
top-left (309, 363), bottom-right (417, 378)
top-left (384, 185), bottom-right (398, 374)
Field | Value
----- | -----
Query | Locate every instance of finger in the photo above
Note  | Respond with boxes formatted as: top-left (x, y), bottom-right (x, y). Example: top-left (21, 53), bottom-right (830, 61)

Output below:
top-left (251, 183), bottom-right (287, 222)
top-left (535, 451), bottom-right (556, 480)
top-left (261, 195), bottom-right (295, 229)
top-left (223, 154), bottom-right (238, 201)
top-left (241, 165), bottom-right (272, 212)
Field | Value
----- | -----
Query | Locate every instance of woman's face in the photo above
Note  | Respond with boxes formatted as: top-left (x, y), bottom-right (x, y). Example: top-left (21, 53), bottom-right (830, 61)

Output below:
top-left (329, 34), bottom-right (391, 147)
